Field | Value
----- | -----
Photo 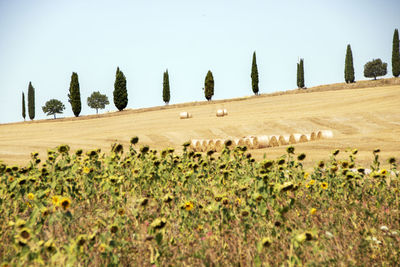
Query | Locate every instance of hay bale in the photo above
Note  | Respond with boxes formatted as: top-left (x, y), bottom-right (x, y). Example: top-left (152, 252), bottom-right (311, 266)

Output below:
top-left (320, 130), bottom-right (333, 138)
top-left (216, 109), bottom-right (224, 117)
top-left (214, 139), bottom-right (224, 151)
top-left (244, 137), bottom-right (258, 149)
top-left (269, 136), bottom-right (279, 147)
top-left (278, 135), bottom-right (288, 145)
top-left (179, 112), bottom-right (190, 119)
top-left (223, 109), bottom-right (228, 116)
top-left (191, 139), bottom-right (199, 150)
top-left (195, 140), bottom-right (203, 152)
top-left (207, 139), bottom-right (215, 150)
top-left (289, 134), bottom-right (297, 144)
top-left (299, 134), bottom-right (308, 142)
top-left (310, 132), bottom-right (317, 141)
top-left (256, 135), bottom-right (270, 148)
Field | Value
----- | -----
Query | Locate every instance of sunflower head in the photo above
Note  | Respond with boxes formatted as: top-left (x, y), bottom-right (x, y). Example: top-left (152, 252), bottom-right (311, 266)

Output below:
top-left (60, 197), bottom-right (71, 210)
top-left (185, 201), bottom-right (194, 211)
top-left (320, 182), bottom-right (328, 190)
top-left (27, 193), bottom-right (35, 200)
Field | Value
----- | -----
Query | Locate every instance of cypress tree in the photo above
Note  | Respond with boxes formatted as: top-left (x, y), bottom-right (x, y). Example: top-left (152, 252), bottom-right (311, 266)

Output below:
top-left (68, 72), bottom-right (82, 117)
top-left (345, 44), bottom-right (355, 83)
top-left (299, 59), bottom-right (305, 88)
top-left (251, 51), bottom-right (259, 95)
top-left (27, 82), bottom-right (35, 120)
top-left (113, 67), bottom-right (128, 111)
top-left (392, 28), bottom-right (400, 77)
top-left (204, 70), bottom-right (214, 101)
top-left (163, 69), bottom-right (170, 105)
top-left (22, 92), bottom-right (26, 121)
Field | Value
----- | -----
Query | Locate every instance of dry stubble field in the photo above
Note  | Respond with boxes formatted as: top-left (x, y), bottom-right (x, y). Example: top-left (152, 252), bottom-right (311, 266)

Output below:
top-left (1, 82), bottom-right (400, 167)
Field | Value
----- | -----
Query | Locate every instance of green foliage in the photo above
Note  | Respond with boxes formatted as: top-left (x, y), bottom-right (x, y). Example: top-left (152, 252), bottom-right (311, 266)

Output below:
top-left (364, 59), bottom-right (387, 80)
top-left (27, 82), bottom-right (35, 120)
top-left (42, 99), bottom-right (65, 119)
top-left (87, 91), bottom-right (109, 114)
top-left (22, 92), bottom-right (26, 121)
top-left (163, 70), bottom-right (170, 105)
top-left (204, 70), bottom-right (214, 101)
top-left (0, 142), bottom-right (398, 266)
top-left (345, 44), bottom-right (355, 83)
top-left (392, 29), bottom-right (400, 77)
top-left (68, 72), bottom-right (82, 117)
top-left (113, 67), bottom-right (128, 111)
top-left (251, 51), bottom-right (259, 95)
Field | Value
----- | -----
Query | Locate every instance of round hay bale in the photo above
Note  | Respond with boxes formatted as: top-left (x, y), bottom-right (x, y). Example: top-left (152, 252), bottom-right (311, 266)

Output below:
top-left (310, 132), bottom-right (317, 141)
top-left (320, 130), bottom-right (333, 139)
top-left (223, 109), bottom-right (228, 116)
top-left (299, 134), bottom-right (308, 142)
top-left (278, 135), bottom-right (288, 145)
top-left (256, 135), bottom-right (270, 148)
top-left (316, 131), bottom-right (322, 139)
top-left (289, 134), bottom-right (297, 144)
top-left (207, 139), bottom-right (215, 150)
top-left (216, 109), bottom-right (224, 117)
top-left (214, 139), bottom-right (224, 151)
top-left (269, 136), bottom-right (279, 147)
top-left (244, 137), bottom-right (258, 149)
top-left (191, 139), bottom-right (199, 150)
top-left (195, 140), bottom-right (203, 152)
top-left (180, 112), bottom-right (189, 119)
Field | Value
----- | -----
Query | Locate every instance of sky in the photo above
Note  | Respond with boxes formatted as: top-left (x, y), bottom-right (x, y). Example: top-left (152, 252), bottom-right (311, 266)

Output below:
top-left (0, 0), bottom-right (399, 123)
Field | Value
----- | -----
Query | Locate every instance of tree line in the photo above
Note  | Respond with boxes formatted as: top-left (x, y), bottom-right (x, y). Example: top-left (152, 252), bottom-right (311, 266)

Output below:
top-left (22, 28), bottom-right (400, 121)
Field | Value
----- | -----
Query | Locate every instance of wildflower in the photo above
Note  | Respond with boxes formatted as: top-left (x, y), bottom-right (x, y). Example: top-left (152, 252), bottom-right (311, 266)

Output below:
top-left (310, 208), bottom-right (317, 215)
top-left (27, 193), bottom-right (35, 200)
top-left (309, 180), bottom-right (315, 186)
top-left (286, 146), bottom-right (295, 154)
top-left (57, 145), bottom-right (70, 154)
top-left (261, 237), bottom-right (272, 247)
top-left (185, 201), bottom-right (194, 211)
top-left (380, 169), bottom-right (388, 176)
top-left (320, 182), bottom-right (328, 190)
top-left (117, 208), bottom-right (125, 216)
top-left (110, 224), bottom-right (118, 233)
top-left (60, 197), bottom-right (71, 210)
top-left (130, 136), bottom-right (139, 145)
top-left (341, 161), bottom-right (349, 168)
top-left (330, 166), bottom-right (338, 172)
top-left (99, 243), bottom-right (107, 253)
top-left (318, 160), bottom-right (325, 168)
top-left (235, 198), bottom-right (241, 206)
top-left (52, 196), bottom-right (59, 206)
top-left (388, 157), bottom-right (396, 164)
top-left (304, 172), bottom-right (310, 179)
top-left (83, 167), bottom-right (91, 174)
top-left (19, 228), bottom-right (31, 241)
top-left (41, 207), bottom-right (50, 217)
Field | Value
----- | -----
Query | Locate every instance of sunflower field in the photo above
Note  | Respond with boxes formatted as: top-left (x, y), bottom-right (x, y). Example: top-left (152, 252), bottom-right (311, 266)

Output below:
top-left (0, 138), bottom-right (399, 266)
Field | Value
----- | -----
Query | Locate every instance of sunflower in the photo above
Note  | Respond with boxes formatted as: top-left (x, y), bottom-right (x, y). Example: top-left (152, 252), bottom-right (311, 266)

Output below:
top-left (380, 169), bottom-right (388, 176)
top-left (309, 179), bottom-right (315, 186)
top-left (310, 208), bottom-right (317, 215)
top-left (185, 201), bottom-right (194, 211)
top-left (60, 197), bottom-right (71, 210)
top-left (52, 196), bottom-right (59, 206)
top-left (304, 172), bottom-right (310, 179)
top-left (83, 167), bottom-right (91, 174)
top-left (320, 182), bottom-right (328, 190)
top-left (27, 193), bottom-right (35, 200)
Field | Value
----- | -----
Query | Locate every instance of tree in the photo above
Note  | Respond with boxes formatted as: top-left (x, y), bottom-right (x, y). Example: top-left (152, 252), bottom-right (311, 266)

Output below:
top-left (392, 28), bottom-right (400, 77)
top-left (251, 51), bottom-right (259, 95)
top-left (345, 44), bottom-right (355, 83)
top-left (28, 82), bottom-right (35, 120)
top-left (113, 67), bottom-right (128, 111)
top-left (87, 91), bottom-right (110, 114)
top-left (298, 58), bottom-right (305, 88)
top-left (163, 69), bottom-right (170, 104)
top-left (364, 59), bottom-right (387, 80)
top-left (22, 92), bottom-right (26, 121)
top-left (204, 70), bottom-right (214, 101)
top-left (68, 72), bottom-right (81, 117)
top-left (42, 99), bottom-right (65, 119)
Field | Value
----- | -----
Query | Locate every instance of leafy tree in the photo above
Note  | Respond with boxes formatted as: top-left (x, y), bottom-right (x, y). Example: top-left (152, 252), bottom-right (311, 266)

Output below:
top-left (392, 28), bottom-right (400, 77)
top-left (163, 70), bottom-right (170, 104)
top-left (87, 91), bottom-right (110, 114)
top-left (299, 58), bottom-right (305, 88)
top-left (28, 82), bottom-right (35, 120)
top-left (113, 67), bottom-right (128, 111)
top-left (364, 59), bottom-right (387, 80)
top-left (22, 92), bottom-right (26, 121)
top-left (68, 72), bottom-right (81, 117)
top-left (345, 44), bottom-right (355, 83)
top-left (204, 70), bottom-right (214, 101)
top-left (42, 99), bottom-right (65, 119)
top-left (251, 51), bottom-right (259, 95)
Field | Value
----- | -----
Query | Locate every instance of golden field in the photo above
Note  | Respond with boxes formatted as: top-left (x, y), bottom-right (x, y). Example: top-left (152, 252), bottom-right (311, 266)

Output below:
top-left (1, 79), bottom-right (400, 167)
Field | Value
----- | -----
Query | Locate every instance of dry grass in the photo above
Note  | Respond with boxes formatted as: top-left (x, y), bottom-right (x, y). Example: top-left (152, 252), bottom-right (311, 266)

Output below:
top-left (1, 78), bottom-right (400, 167)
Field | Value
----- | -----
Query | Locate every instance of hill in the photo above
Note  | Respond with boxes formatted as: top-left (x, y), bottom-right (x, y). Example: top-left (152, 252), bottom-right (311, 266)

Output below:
top-left (1, 78), bottom-right (400, 167)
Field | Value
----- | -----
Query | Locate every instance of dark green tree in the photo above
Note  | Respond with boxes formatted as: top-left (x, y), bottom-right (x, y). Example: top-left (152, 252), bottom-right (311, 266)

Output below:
top-left (392, 28), bottom-right (400, 77)
top-left (113, 67), bottom-right (128, 111)
top-left (87, 91), bottom-right (110, 114)
top-left (204, 70), bottom-right (214, 101)
top-left (27, 82), bottom-right (35, 120)
top-left (251, 51), bottom-right (259, 95)
top-left (22, 92), bottom-right (26, 121)
top-left (163, 69), bottom-right (170, 104)
top-left (299, 58), bottom-right (305, 88)
top-left (364, 59), bottom-right (387, 80)
top-left (296, 62), bottom-right (300, 88)
top-left (42, 99), bottom-right (65, 119)
top-left (345, 44), bottom-right (355, 83)
top-left (68, 72), bottom-right (81, 117)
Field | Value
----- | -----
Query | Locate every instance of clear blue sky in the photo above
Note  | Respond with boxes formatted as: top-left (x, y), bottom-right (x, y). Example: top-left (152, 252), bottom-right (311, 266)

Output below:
top-left (0, 0), bottom-right (399, 123)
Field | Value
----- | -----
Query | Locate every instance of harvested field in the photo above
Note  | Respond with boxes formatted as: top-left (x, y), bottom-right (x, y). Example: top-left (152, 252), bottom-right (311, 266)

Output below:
top-left (1, 82), bottom-right (400, 167)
